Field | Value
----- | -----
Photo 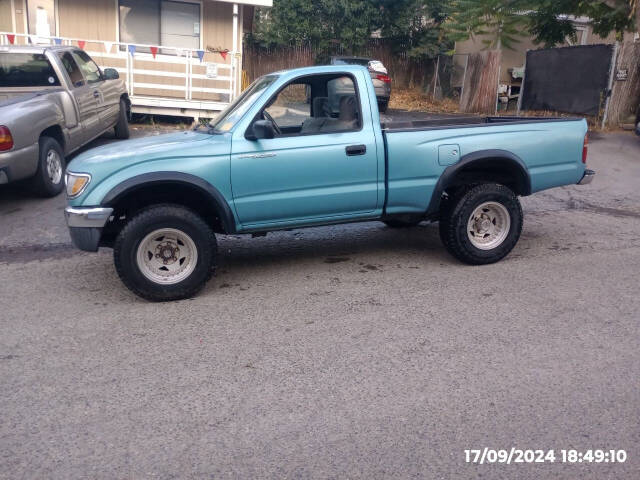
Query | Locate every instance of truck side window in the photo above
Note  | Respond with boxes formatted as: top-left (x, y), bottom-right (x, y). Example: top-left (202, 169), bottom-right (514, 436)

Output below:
top-left (58, 52), bottom-right (84, 88)
top-left (263, 75), bottom-right (362, 137)
top-left (71, 50), bottom-right (103, 85)
top-left (264, 82), bottom-right (311, 130)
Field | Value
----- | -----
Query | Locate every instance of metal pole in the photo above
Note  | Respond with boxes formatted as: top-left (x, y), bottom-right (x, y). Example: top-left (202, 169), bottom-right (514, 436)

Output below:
top-left (433, 55), bottom-right (440, 97)
top-left (516, 51), bottom-right (528, 115)
top-left (459, 54), bottom-right (469, 108)
top-left (601, 41), bottom-right (619, 129)
top-left (232, 3), bottom-right (239, 99)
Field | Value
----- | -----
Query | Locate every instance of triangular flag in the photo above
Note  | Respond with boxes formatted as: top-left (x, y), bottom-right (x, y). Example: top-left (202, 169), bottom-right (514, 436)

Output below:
top-left (128, 44), bottom-right (136, 57)
top-left (54, 38), bottom-right (62, 45)
top-left (77, 40), bottom-right (86, 49)
top-left (220, 50), bottom-right (228, 61)
top-left (175, 48), bottom-right (183, 57)
top-left (7, 34), bottom-right (15, 44)
top-left (29, 35), bottom-right (37, 44)
top-left (150, 46), bottom-right (158, 59)
top-left (196, 50), bottom-right (205, 62)
top-left (104, 41), bottom-right (113, 53)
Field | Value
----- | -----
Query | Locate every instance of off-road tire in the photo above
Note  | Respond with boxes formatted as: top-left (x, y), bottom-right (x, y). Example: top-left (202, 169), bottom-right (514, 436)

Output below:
top-left (114, 204), bottom-right (217, 301)
top-left (29, 136), bottom-right (65, 197)
top-left (439, 183), bottom-right (523, 265)
top-left (114, 98), bottom-right (130, 139)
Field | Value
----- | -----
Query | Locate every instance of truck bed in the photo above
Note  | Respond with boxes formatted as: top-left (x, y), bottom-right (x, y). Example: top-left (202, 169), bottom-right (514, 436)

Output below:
top-left (381, 115), bottom-right (583, 131)
top-left (381, 115), bottom-right (588, 217)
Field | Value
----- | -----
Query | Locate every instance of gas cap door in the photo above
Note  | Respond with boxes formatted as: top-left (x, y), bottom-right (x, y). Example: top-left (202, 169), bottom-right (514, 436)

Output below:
top-left (438, 144), bottom-right (460, 166)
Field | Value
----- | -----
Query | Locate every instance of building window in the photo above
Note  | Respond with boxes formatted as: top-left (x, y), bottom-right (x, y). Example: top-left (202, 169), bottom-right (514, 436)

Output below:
top-left (119, 0), bottom-right (201, 52)
top-left (27, 0), bottom-right (56, 38)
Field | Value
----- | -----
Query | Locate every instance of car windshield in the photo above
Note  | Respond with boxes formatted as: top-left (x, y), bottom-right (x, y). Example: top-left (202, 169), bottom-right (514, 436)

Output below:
top-left (209, 75), bottom-right (279, 133)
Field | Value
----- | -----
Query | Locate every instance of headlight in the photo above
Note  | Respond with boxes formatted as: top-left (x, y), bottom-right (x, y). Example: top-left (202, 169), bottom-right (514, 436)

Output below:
top-left (65, 172), bottom-right (91, 198)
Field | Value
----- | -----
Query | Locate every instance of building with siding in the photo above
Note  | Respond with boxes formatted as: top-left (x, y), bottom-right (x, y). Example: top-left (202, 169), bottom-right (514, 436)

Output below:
top-left (0, 0), bottom-right (272, 117)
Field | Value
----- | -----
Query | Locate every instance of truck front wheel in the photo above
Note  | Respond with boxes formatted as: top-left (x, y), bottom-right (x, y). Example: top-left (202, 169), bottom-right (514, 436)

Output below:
top-left (439, 184), bottom-right (523, 265)
top-left (114, 205), bottom-right (217, 301)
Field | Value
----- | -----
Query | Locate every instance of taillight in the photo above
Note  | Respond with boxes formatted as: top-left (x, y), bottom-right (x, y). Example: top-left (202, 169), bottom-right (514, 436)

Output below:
top-left (0, 126), bottom-right (13, 152)
top-left (376, 74), bottom-right (391, 84)
top-left (582, 133), bottom-right (588, 164)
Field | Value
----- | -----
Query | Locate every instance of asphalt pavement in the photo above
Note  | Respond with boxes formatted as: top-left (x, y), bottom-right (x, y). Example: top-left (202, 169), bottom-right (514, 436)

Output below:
top-left (1, 123), bottom-right (639, 479)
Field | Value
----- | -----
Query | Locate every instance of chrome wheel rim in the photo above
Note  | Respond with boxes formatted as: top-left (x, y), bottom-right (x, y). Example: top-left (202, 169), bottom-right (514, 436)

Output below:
top-left (467, 202), bottom-right (511, 250)
top-left (46, 149), bottom-right (63, 185)
top-left (136, 228), bottom-right (198, 285)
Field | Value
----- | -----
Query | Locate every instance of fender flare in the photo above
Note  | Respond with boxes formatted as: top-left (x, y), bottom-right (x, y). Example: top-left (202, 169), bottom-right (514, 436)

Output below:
top-left (426, 149), bottom-right (532, 216)
top-left (101, 171), bottom-right (237, 233)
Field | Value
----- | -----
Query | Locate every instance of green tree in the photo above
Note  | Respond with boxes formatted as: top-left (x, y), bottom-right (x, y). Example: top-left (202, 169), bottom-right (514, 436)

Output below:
top-left (524, 0), bottom-right (638, 46)
top-left (445, 0), bottom-right (527, 50)
top-left (375, 0), bottom-right (452, 59)
top-left (248, 0), bottom-right (381, 52)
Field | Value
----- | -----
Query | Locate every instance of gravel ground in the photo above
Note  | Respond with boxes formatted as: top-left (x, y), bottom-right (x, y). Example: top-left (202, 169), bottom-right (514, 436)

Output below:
top-left (0, 123), bottom-right (639, 479)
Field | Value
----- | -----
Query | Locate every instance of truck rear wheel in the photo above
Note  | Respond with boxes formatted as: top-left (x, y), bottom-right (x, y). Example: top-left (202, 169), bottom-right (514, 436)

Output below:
top-left (29, 136), bottom-right (65, 197)
top-left (439, 184), bottom-right (523, 265)
top-left (114, 98), bottom-right (130, 140)
top-left (114, 205), bottom-right (217, 301)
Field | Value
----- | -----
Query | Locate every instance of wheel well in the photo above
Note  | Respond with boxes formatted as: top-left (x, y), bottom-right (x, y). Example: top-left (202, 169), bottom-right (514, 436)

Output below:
top-left (40, 125), bottom-right (65, 152)
top-left (101, 182), bottom-right (229, 246)
top-left (444, 157), bottom-right (530, 197)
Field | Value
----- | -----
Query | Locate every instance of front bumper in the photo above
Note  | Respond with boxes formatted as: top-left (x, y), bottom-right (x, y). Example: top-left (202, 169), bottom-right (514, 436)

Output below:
top-left (65, 207), bottom-right (113, 252)
top-left (578, 169), bottom-right (595, 185)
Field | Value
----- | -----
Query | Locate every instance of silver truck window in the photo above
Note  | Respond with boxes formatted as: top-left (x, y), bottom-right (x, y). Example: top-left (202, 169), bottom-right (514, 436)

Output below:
top-left (71, 51), bottom-right (103, 85)
top-left (58, 52), bottom-right (84, 88)
top-left (0, 53), bottom-right (60, 87)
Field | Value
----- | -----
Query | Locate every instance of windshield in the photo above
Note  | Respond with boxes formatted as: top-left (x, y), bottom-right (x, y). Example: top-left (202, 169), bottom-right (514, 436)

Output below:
top-left (209, 74), bottom-right (279, 132)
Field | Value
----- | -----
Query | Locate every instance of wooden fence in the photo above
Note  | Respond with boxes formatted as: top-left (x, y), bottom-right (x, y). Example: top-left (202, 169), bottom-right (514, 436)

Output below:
top-left (243, 40), bottom-right (437, 89)
top-left (460, 50), bottom-right (502, 115)
top-left (607, 41), bottom-right (640, 127)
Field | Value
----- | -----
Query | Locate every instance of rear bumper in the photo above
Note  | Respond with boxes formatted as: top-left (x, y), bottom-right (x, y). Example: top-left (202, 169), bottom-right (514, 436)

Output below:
top-left (65, 207), bottom-right (113, 252)
top-left (578, 169), bottom-right (595, 185)
top-left (0, 143), bottom-right (39, 184)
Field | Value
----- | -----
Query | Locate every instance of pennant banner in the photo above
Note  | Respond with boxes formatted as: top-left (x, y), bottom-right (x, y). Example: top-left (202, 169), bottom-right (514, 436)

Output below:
top-left (150, 46), bottom-right (158, 59)
top-left (77, 40), bottom-right (86, 49)
top-left (7, 34), bottom-right (15, 44)
top-left (196, 50), bottom-right (205, 63)
top-left (104, 41), bottom-right (113, 53)
top-left (219, 50), bottom-right (228, 61)
top-left (54, 38), bottom-right (62, 45)
top-left (128, 44), bottom-right (136, 57)
top-left (175, 48), bottom-right (184, 57)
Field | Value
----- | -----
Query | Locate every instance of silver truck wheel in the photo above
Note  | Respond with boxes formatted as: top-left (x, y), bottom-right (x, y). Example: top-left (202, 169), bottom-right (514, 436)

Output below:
top-left (46, 149), bottom-right (63, 185)
top-left (136, 228), bottom-right (198, 285)
top-left (439, 184), bottom-right (523, 265)
top-left (466, 202), bottom-right (511, 250)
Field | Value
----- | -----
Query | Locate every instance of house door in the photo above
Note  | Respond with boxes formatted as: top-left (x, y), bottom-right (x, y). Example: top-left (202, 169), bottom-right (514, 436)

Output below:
top-left (161, 1), bottom-right (201, 50)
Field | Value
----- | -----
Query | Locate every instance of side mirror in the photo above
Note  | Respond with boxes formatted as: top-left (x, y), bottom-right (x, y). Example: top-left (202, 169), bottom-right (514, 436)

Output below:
top-left (251, 120), bottom-right (275, 140)
top-left (103, 68), bottom-right (119, 80)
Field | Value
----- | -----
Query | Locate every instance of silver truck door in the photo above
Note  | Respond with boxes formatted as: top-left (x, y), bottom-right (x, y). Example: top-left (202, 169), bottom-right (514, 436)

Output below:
top-left (72, 50), bottom-right (120, 128)
top-left (57, 51), bottom-right (100, 146)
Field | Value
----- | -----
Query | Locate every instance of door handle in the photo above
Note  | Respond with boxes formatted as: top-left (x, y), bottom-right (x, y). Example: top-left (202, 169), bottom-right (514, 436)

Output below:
top-left (346, 144), bottom-right (366, 156)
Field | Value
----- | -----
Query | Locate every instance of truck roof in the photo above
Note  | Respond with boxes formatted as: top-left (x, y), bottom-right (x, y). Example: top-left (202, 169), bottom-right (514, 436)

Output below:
top-left (0, 45), bottom-right (77, 54)
top-left (271, 64), bottom-right (370, 79)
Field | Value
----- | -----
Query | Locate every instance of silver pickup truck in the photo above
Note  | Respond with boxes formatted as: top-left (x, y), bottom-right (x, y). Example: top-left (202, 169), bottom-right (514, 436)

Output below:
top-left (0, 45), bottom-right (129, 196)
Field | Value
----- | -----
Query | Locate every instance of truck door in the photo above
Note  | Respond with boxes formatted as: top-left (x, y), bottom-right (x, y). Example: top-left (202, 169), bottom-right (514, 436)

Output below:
top-left (71, 50), bottom-right (120, 131)
top-left (230, 73), bottom-right (379, 227)
top-left (57, 51), bottom-right (100, 146)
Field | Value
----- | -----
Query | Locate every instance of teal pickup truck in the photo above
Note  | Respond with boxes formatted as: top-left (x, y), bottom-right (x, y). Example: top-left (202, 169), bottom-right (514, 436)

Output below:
top-left (65, 65), bottom-right (594, 301)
